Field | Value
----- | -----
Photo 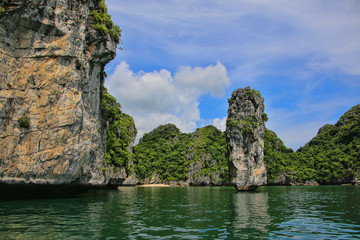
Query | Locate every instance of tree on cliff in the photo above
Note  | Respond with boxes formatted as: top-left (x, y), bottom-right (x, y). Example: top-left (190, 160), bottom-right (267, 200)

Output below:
top-left (133, 124), bottom-right (228, 185)
top-left (101, 87), bottom-right (137, 173)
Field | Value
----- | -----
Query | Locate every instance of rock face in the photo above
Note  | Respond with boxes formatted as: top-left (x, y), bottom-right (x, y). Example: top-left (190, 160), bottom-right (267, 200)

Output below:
top-left (226, 87), bottom-right (267, 190)
top-left (0, 0), bottom-right (125, 185)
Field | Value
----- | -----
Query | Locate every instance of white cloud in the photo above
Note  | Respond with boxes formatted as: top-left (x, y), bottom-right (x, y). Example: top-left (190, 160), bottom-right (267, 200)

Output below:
top-left (174, 61), bottom-right (230, 97)
top-left (211, 117), bottom-right (227, 132)
top-left (106, 0), bottom-right (360, 148)
top-left (108, 62), bottom-right (177, 114)
top-left (105, 61), bottom-right (229, 142)
top-left (108, 0), bottom-right (360, 77)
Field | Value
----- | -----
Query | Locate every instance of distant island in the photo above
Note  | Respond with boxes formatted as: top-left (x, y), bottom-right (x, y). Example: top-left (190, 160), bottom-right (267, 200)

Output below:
top-left (130, 102), bottom-right (360, 187)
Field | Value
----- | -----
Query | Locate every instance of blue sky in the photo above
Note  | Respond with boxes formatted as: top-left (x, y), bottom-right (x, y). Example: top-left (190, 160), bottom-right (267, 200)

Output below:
top-left (104, 0), bottom-right (360, 150)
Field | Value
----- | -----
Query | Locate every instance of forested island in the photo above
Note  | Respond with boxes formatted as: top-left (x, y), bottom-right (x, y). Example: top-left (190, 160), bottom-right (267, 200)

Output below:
top-left (104, 84), bottom-right (360, 187)
top-left (0, 0), bottom-right (358, 191)
top-left (126, 103), bottom-right (360, 186)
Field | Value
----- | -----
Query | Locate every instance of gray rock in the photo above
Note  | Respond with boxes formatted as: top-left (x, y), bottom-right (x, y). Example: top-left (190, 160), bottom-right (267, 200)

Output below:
top-left (225, 87), bottom-right (267, 190)
top-left (0, 0), bottom-right (123, 186)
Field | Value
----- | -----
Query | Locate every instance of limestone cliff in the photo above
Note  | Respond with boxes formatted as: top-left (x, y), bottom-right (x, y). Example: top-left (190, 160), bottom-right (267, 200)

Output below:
top-left (225, 87), bottom-right (267, 190)
top-left (0, 0), bottom-right (130, 186)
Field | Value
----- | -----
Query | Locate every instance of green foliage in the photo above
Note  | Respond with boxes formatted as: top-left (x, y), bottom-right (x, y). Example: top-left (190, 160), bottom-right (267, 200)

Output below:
top-left (294, 104), bottom-right (360, 184)
top-left (101, 87), bottom-right (137, 172)
top-left (0, 7), bottom-right (5, 13)
top-left (262, 113), bottom-right (269, 122)
top-left (134, 124), bottom-right (229, 184)
top-left (226, 117), bottom-right (239, 127)
top-left (264, 104), bottom-right (360, 185)
top-left (18, 116), bottom-right (30, 128)
top-left (228, 98), bottom-right (235, 105)
top-left (226, 115), bottom-right (259, 136)
top-left (263, 129), bottom-right (296, 184)
top-left (90, 0), bottom-right (121, 44)
top-left (246, 88), bottom-right (262, 98)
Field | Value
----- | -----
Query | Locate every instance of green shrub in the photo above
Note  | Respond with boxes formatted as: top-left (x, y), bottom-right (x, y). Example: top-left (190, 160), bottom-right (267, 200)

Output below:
top-left (18, 116), bottom-right (30, 128)
top-left (246, 89), bottom-right (262, 98)
top-left (90, 0), bottom-right (121, 44)
top-left (228, 98), bottom-right (234, 105)
top-left (101, 87), bottom-right (137, 171)
top-left (262, 113), bottom-right (269, 122)
top-left (226, 118), bottom-right (238, 127)
top-left (75, 59), bottom-right (82, 70)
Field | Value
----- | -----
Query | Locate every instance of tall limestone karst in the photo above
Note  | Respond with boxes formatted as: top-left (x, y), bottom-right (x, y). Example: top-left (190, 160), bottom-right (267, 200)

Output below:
top-left (226, 87), bottom-right (267, 190)
top-left (0, 0), bottom-right (135, 186)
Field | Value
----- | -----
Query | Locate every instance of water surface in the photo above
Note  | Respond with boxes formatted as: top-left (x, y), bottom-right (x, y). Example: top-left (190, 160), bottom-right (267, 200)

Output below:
top-left (0, 186), bottom-right (359, 239)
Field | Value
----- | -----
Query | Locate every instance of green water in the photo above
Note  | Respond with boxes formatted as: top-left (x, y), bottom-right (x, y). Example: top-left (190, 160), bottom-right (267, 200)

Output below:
top-left (0, 186), bottom-right (359, 239)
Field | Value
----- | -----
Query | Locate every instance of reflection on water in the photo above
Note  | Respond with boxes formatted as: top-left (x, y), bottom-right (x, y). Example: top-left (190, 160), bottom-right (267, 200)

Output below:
top-left (0, 197), bottom-right (107, 239)
top-left (231, 191), bottom-right (270, 238)
top-left (266, 186), bottom-right (360, 239)
top-left (109, 187), bottom-right (238, 239)
top-left (0, 186), bottom-right (359, 239)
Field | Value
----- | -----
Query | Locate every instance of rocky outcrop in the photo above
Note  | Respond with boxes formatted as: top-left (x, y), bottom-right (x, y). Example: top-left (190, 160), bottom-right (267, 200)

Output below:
top-left (225, 87), bottom-right (267, 190)
top-left (0, 0), bottom-right (127, 186)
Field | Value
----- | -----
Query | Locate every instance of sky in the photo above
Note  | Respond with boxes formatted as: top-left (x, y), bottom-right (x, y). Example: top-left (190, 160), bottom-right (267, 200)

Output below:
top-left (104, 0), bottom-right (360, 150)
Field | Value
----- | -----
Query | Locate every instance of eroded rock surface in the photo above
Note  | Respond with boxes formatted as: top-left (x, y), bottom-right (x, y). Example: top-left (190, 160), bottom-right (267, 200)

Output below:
top-left (0, 0), bottom-right (124, 185)
top-left (226, 87), bottom-right (267, 190)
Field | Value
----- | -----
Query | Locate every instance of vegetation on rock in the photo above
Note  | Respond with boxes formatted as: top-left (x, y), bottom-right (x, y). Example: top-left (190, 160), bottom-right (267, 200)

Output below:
top-left (90, 0), bottom-right (121, 44)
top-left (263, 129), bottom-right (295, 184)
top-left (133, 124), bottom-right (229, 184)
top-left (17, 116), bottom-right (30, 129)
top-left (293, 104), bottom-right (360, 184)
top-left (101, 87), bottom-right (137, 173)
top-left (264, 104), bottom-right (360, 185)
top-left (131, 104), bottom-right (359, 186)
top-left (246, 88), bottom-right (262, 98)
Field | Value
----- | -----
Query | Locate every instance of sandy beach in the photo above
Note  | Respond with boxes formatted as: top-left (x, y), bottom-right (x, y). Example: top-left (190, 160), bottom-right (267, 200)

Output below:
top-left (136, 184), bottom-right (170, 187)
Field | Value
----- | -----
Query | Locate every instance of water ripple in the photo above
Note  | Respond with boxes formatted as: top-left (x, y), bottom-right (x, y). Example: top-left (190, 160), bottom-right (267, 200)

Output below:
top-left (0, 186), bottom-right (359, 239)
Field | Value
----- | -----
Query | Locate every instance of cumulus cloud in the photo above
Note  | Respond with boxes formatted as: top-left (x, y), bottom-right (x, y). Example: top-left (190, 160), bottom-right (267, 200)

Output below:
top-left (175, 61), bottom-right (229, 97)
top-left (105, 61), bottom-right (229, 142)
top-left (210, 117), bottom-right (227, 132)
top-left (106, 0), bottom-right (360, 148)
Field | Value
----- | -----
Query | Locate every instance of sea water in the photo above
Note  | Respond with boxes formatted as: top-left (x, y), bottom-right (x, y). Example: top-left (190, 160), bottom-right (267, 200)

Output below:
top-left (0, 186), bottom-right (359, 239)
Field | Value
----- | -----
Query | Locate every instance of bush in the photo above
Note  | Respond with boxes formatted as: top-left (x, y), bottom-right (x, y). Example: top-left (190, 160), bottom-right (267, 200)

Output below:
top-left (90, 0), bottom-right (121, 44)
top-left (226, 118), bottom-right (238, 127)
top-left (101, 87), bottom-right (137, 171)
top-left (262, 113), bottom-right (269, 122)
top-left (18, 116), bottom-right (30, 128)
top-left (246, 88), bottom-right (262, 98)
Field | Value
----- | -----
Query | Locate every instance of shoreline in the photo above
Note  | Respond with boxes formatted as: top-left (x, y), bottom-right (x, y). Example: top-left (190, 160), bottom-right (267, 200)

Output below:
top-left (136, 184), bottom-right (170, 187)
